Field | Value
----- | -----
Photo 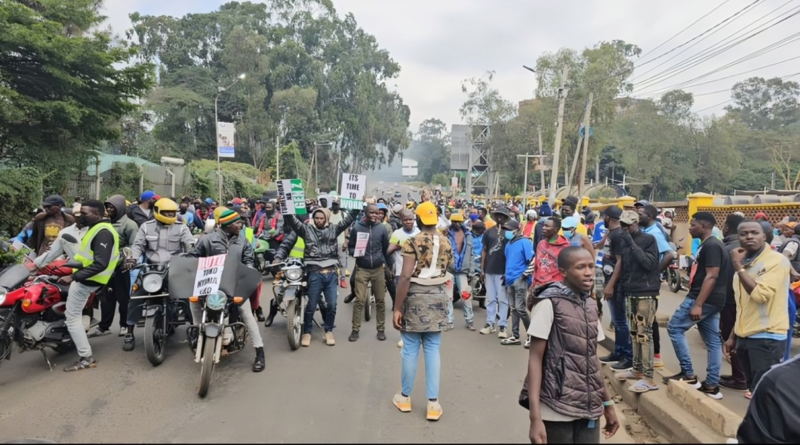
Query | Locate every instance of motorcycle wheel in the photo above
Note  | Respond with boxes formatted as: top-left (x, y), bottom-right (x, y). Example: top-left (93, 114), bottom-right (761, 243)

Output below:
top-left (145, 312), bottom-right (167, 366)
top-left (198, 336), bottom-right (216, 398)
top-left (365, 294), bottom-right (372, 322)
top-left (0, 332), bottom-right (11, 363)
top-left (286, 299), bottom-right (302, 351)
top-left (667, 269), bottom-right (680, 293)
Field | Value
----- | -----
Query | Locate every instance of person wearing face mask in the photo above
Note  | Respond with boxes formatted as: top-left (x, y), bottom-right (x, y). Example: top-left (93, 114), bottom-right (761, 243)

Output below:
top-left (58, 200), bottom-right (120, 371)
top-left (87, 195), bottom-right (138, 338)
top-left (558, 197), bottom-right (588, 238)
top-left (447, 213), bottom-right (476, 331)
top-left (499, 219), bottom-right (534, 347)
top-left (561, 216), bottom-right (595, 259)
top-left (177, 201), bottom-right (195, 228)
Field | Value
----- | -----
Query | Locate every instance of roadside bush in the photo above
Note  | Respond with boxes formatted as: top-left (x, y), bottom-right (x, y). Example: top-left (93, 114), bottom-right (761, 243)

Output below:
top-left (0, 167), bottom-right (42, 236)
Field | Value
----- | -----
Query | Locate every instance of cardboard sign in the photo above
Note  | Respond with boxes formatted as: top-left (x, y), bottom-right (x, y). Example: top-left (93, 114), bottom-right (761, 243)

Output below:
top-left (192, 254), bottom-right (226, 296)
top-left (277, 178), bottom-right (307, 216)
top-left (340, 173), bottom-right (366, 210)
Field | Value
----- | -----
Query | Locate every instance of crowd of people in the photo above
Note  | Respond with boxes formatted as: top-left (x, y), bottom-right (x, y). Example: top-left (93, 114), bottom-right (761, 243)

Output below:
top-left (6, 188), bottom-right (800, 443)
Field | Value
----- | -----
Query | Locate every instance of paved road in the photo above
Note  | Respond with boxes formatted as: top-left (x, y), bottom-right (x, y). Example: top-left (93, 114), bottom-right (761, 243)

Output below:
top-left (0, 278), bottom-right (539, 443)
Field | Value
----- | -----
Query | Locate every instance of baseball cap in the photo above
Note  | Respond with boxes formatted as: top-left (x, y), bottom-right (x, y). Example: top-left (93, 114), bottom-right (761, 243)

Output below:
top-left (620, 210), bottom-right (639, 225)
top-left (491, 205), bottom-right (510, 218)
top-left (502, 219), bottom-right (520, 231)
top-left (603, 206), bottom-right (623, 220)
top-left (450, 213), bottom-right (465, 223)
top-left (562, 216), bottom-right (580, 230)
top-left (42, 195), bottom-right (65, 207)
top-left (634, 199), bottom-right (651, 207)
top-left (415, 201), bottom-right (438, 226)
top-left (141, 191), bottom-right (156, 201)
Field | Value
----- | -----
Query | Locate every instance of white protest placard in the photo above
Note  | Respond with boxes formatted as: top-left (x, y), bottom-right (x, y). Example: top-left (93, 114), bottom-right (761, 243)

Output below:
top-left (340, 173), bottom-right (366, 210)
top-left (353, 232), bottom-right (370, 257)
top-left (276, 178), bottom-right (307, 216)
top-left (192, 254), bottom-right (227, 296)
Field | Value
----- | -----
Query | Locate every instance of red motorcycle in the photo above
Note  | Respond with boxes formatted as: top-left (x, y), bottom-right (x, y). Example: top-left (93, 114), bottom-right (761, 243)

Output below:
top-left (0, 259), bottom-right (97, 370)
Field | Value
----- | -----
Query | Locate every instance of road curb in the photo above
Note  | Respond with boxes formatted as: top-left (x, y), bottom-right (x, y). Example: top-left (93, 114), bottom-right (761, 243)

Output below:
top-left (599, 336), bottom-right (738, 442)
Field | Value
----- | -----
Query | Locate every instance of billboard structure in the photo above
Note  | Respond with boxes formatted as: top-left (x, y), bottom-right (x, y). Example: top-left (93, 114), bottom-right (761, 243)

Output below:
top-left (450, 124), bottom-right (492, 195)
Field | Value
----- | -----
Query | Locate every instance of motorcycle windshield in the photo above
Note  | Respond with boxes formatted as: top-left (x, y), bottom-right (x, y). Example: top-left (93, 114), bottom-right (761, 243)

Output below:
top-left (168, 255), bottom-right (261, 301)
top-left (0, 264), bottom-right (32, 289)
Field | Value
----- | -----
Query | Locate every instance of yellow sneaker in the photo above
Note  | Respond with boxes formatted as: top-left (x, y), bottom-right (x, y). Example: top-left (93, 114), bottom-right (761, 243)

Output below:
top-left (345, 269), bottom-right (351, 277)
top-left (301, 333), bottom-right (311, 347)
top-left (427, 400), bottom-right (443, 421)
top-left (393, 394), bottom-right (411, 413)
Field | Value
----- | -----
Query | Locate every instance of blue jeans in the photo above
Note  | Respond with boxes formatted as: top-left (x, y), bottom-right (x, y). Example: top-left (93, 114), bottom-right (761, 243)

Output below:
top-left (667, 296), bottom-right (723, 386)
top-left (400, 331), bottom-right (441, 400)
top-left (607, 285), bottom-right (632, 361)
top-left (305, 270), bottom-right (338, 333)
top-left (787, 290), bottom-right (796, 362)
top-left (447, 273), bottom-right (474, 326)
top-left (484, 273), bottom-right (508, 328)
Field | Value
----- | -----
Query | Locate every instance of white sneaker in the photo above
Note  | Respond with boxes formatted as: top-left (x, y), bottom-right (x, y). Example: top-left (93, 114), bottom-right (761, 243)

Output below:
top-left (524, 335), bottom-right (531, 349)
top-left (82, 315), bottom-right (91, 332)
top-left (397, 340), bottom-right (403, 348)
top-left (497, 327), bottom-right (508, 339)
top-left (479, 324), bottom-right (496, 335)
top-left (119, 327), bottom-right (128, 337)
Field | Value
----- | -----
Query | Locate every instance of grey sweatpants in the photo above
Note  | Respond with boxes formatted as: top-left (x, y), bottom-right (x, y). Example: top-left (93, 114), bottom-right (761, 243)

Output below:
top-left (66, 281), bottom-right (101, 358)
top-left (190, 299), bottom-right (263, 349)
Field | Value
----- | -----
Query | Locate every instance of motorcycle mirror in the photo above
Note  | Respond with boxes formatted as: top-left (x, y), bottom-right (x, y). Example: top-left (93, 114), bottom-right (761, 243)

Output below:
top-left (60, 233), bottom-right (79, 244)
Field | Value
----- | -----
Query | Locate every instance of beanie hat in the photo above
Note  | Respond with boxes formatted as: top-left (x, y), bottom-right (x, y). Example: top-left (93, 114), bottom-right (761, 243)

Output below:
top-left (219, 209), bottom-right (241, 227)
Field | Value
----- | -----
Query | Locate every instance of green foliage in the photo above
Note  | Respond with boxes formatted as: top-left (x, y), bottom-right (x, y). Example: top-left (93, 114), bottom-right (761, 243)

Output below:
top-left (416, 118), bottom-right (451, 184)
top-left (0, 167), bottom-right (42, 235)
top-left (187, 159), bottom-right (263, 201)
top-left (0, 0), bottom-right (154, 192)
top-left (103, 162), bottom-right (153, 201)
top-left (127, 1), bottom-right (410, 188)
top-left (726, 77), bottom-right (800, 131)
top-left (431, 173), bottom-right (451, 188)
top-left (277, 141), bottom-right (309, 181)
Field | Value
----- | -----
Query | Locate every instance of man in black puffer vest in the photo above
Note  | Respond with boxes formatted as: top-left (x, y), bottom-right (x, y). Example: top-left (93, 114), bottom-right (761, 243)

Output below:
top-left (526, 247), bottom-right (619, 444)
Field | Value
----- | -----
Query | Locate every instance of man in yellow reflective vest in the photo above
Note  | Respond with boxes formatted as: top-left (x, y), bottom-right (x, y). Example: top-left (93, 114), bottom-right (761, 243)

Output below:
top-left (59, 200), bottom-right (119, 372)
top-left (265, 230), bottom-right (306, 327)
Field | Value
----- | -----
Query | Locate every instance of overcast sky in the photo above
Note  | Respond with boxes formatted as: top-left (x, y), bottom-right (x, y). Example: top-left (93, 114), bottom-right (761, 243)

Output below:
top-left (102, 0), bottom-right (800, 133)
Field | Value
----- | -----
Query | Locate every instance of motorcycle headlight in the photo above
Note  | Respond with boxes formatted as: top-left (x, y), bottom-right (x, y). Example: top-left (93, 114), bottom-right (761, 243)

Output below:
top-left (206, 290), bottom-right (227, 311)
top-left (285, 266), bottom-right (303, 282)
top-left (0, 288), bottom-right (7, 306)
top-left (142, 273), bottom-right (163, 293)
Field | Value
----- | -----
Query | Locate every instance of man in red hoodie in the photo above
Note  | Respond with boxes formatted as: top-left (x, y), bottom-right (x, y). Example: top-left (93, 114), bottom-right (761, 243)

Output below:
top-left (527, 217), bottom-right (570, 309)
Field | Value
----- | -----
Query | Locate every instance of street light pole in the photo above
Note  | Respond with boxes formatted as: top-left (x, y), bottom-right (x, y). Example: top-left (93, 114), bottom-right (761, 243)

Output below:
top-left (214, 73), bottom-right (246, 202)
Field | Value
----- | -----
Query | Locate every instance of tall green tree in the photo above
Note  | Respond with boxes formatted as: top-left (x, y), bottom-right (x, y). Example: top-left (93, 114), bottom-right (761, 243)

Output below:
top-left (416, 118), bottom-right (450, 184)
top-left (0, 0), bottom-right (153, 192)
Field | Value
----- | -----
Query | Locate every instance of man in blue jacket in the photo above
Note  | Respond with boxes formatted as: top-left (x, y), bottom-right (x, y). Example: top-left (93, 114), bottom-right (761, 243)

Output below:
top-left (500, 219), bottom-right (534, 347)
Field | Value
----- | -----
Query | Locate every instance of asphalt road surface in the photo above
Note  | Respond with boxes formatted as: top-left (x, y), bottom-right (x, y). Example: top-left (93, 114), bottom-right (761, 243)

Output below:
top-left (0, 279), bottom-right (537, 443)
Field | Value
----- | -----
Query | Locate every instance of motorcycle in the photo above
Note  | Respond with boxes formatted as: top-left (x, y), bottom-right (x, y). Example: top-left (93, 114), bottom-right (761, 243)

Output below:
top-left (667, 239), bottom-right (692, 293)
top-left (469, 255), bottom-right (486, 309)
top-left (168, 254), bottom-right (261, 398)
top-left (129, 262), bottom-right (191, 366)
top-left (253, 238), bottom-right (276, 276)
top-left (271, 258), bottom-right (327, 350)
top-left (0, 260), bottom-right (98, 370)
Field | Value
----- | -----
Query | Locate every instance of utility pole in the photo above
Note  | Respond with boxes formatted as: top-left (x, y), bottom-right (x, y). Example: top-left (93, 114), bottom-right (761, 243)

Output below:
top-left (548, 66), bottom-right (569, 206)
top-left (518, 153), bottom-right (547, 209)
top-left (538, 125), bottom-right (545, 192)
top-left (578, 92), bottom-right (594, 204)
top-left (568, 136), bottom-right (583, 190)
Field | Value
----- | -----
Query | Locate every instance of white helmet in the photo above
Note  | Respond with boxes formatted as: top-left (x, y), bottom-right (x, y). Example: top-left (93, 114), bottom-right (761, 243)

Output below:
top-left (526, 209), bottom-right (537, 220)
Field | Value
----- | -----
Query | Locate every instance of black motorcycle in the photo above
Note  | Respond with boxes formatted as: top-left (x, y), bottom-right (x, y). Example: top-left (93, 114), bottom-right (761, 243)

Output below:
top-left (130, 262), bottom-right (191, 366)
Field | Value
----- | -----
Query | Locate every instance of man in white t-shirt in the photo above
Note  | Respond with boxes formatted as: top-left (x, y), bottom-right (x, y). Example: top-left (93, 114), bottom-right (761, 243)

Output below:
top-left (526, 246), bottom-right (619, 444)
top-left (387, 210), bottom-right (420, 287)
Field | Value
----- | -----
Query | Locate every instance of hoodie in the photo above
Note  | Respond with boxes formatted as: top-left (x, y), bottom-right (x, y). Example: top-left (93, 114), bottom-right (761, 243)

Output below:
top-left (105, 195), bottom-right (138, 249)
top-left (348, 216), bottom-right (391, 269)
top-left (505, 234), bottom-right (533, 285)
top-left (533, 235), bottom-right (570, 287)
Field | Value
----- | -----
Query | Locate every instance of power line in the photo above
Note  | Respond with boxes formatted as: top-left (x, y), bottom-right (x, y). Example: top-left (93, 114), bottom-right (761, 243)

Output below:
top-left (636, 53), bottom-right (800, 97)
top-left (634, 1), bottom-right (799, 90)
top-left (692, 71), bottom-right (800, 112)
top-left (634, 0), bottom-right (734, 66)
top-left (630, 0), bottom-right (764, 82)
top-left (634, 9), bottom-right (800, 92)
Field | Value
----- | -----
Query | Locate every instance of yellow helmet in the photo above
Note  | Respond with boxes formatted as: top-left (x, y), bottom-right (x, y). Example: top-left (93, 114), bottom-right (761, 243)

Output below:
top-left (213, 206), bottom-right (229, 224)
top-left (153, 198), bottom-right (179, 225)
